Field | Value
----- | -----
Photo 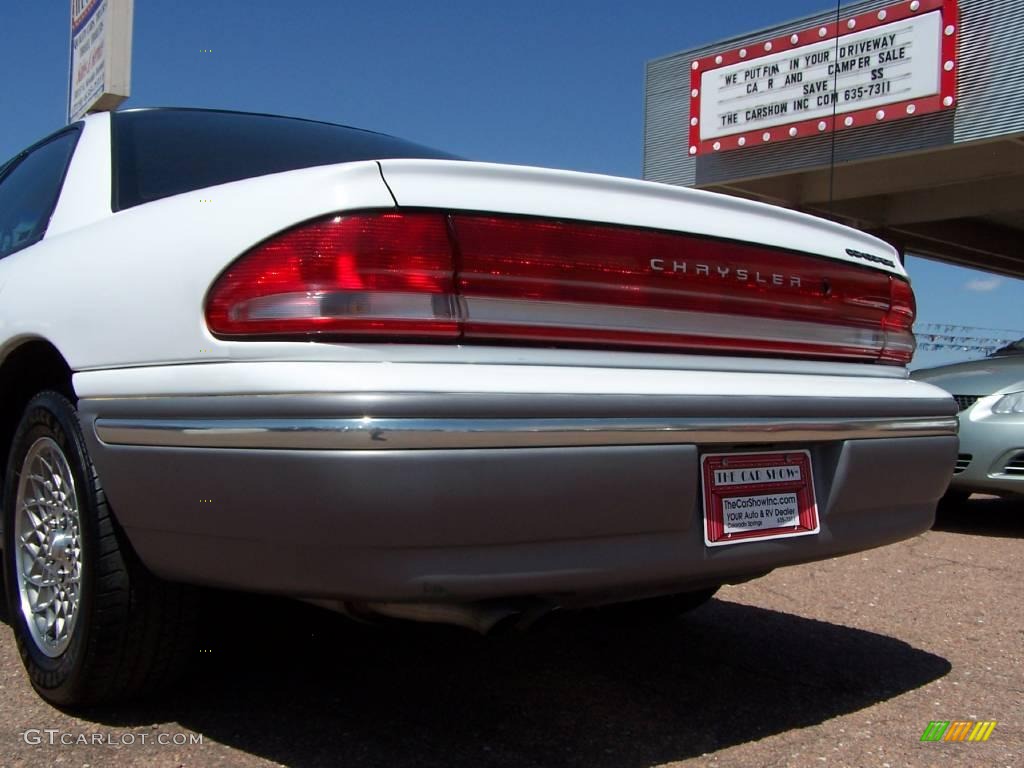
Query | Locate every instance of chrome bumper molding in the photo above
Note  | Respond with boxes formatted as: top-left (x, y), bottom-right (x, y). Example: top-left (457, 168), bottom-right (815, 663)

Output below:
top-left (93, 415), bottom-right (958, 451)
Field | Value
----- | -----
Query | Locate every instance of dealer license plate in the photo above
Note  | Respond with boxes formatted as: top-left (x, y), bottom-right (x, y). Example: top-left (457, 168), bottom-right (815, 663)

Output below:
top-left (701, 450), bottom-right (820, 547)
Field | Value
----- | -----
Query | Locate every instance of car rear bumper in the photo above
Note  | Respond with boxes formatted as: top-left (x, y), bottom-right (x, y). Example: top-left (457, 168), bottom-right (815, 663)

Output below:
top-left (75, 364), bottom-right (958, 604)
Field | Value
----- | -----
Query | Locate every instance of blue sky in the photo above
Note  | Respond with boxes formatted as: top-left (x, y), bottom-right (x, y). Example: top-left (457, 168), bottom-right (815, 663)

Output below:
top-left (2, 0), bottom-right (1021, 369)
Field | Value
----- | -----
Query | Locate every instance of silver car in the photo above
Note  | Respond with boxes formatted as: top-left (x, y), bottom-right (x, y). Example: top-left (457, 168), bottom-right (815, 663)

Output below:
top-left (914, 340), bottom-right (1024, 499)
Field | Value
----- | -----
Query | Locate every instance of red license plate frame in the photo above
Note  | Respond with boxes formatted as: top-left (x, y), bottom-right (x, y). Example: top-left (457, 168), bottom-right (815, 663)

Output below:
top-left (701, 450), bottom-right (820, 547)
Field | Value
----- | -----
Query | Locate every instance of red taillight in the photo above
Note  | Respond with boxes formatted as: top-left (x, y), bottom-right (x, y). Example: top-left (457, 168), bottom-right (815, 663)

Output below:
top-left (205, 213), bottom-right (458, 338)
top-left (879, 275), bottom-right (917, 363)
top-left (206, 211), bottom-right (915, 364)
top-left (451, 215), bottom-right (903, 361)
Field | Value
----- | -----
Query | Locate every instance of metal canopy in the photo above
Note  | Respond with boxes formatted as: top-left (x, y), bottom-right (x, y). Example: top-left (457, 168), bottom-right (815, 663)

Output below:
top-left (703, 134), bottom-right (1024, 277)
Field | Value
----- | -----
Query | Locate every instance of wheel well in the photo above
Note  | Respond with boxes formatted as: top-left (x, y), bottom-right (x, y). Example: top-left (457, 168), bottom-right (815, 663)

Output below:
top-left (0, 341), bottom-right (74, 479)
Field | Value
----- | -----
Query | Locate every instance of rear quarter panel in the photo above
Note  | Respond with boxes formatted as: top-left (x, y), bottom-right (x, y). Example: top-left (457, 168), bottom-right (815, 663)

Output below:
top-left (0, 152), bottom-right (395, 370)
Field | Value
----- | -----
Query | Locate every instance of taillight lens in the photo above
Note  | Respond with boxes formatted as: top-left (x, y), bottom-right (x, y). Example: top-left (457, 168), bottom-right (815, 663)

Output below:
top-left (206, 211), bottom-right (916, 364)
top-left (879, 275), bottom-right (917, 363)
top-left (451, 215), bottom-right (901, 361)
top-left (205, 213), bottom-right (458, 338)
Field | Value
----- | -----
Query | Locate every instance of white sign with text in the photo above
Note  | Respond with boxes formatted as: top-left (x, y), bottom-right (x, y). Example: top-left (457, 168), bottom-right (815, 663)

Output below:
top-left (721, 493), bottom-right (801, 534)
top-left (699, 10), bottom-right (942, 141)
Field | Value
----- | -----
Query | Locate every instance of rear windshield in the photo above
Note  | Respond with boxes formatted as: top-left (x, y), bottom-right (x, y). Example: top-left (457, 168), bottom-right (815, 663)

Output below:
top-left (111, 109), bottom-right (457, 210)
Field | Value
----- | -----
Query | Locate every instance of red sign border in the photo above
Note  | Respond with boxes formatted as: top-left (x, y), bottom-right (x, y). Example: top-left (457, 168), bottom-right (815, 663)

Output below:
top-left (688, 0), bottom-right (959, 156)
top-left (701, 450), bottom-right (820, 547)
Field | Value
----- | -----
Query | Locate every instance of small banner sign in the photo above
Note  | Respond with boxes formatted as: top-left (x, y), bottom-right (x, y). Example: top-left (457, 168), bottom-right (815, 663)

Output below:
top-left (68, 0), bottom-right (133, 123)
top-left (688, 0), bottom-right (958, 155)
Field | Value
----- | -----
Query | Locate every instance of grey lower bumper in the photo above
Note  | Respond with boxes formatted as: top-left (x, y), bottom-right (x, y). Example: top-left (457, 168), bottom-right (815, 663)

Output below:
top-left (78, 393), bottom-right (958, 602)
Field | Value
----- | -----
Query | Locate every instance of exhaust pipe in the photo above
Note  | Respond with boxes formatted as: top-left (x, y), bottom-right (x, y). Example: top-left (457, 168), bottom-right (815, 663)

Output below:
top-left (357, 601), bottom-right (521, 634)
top-left (305, 598), bottom-right (554, 634)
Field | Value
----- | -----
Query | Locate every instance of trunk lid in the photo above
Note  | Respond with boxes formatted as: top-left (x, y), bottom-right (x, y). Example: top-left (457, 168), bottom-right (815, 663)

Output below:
top-left (377, 159), bottom-right (906, 277)
top-left (203, 160), bottom-right (917, 366)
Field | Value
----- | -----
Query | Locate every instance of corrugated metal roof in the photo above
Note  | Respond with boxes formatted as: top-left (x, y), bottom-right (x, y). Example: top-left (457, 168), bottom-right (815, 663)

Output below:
top-left (954, 0), bottom-right (1024, 143)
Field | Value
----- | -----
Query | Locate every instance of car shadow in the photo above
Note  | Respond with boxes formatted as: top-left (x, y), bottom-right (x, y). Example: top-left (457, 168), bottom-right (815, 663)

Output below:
top-left (934, 495), bottom-right (1024, 538)
top-left (6, 591), bottom-right (950, 768)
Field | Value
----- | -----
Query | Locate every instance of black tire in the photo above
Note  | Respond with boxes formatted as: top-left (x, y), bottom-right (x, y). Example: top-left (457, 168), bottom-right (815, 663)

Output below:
top-left (597, 586), bottom-right (720, 624)
top-left (2, 391), bottom-right (198, 707)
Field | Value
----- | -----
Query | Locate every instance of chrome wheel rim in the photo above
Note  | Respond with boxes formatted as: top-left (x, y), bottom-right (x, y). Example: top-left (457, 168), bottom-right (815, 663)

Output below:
top-left (14, 437), bottom-right (83, 658)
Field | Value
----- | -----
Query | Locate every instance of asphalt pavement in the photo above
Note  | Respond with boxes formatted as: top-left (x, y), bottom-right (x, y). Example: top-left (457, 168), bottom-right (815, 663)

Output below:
top-left (0, 495), bottom-right (1020, 768)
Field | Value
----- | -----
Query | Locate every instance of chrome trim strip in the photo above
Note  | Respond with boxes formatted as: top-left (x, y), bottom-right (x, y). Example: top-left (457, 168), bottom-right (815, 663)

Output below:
top-left (462, 295), bottom-right (888, 352)
top-left (94, 415), bottom-right (958, 451)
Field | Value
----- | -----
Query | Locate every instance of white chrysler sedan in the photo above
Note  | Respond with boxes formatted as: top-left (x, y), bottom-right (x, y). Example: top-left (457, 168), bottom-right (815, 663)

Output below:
top-left (0, 108), bottom-right (956, 705)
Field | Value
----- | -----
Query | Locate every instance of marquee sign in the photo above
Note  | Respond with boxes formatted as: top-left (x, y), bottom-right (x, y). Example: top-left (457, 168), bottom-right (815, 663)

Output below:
top-left (688, 0), bottom-right (958, 155)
